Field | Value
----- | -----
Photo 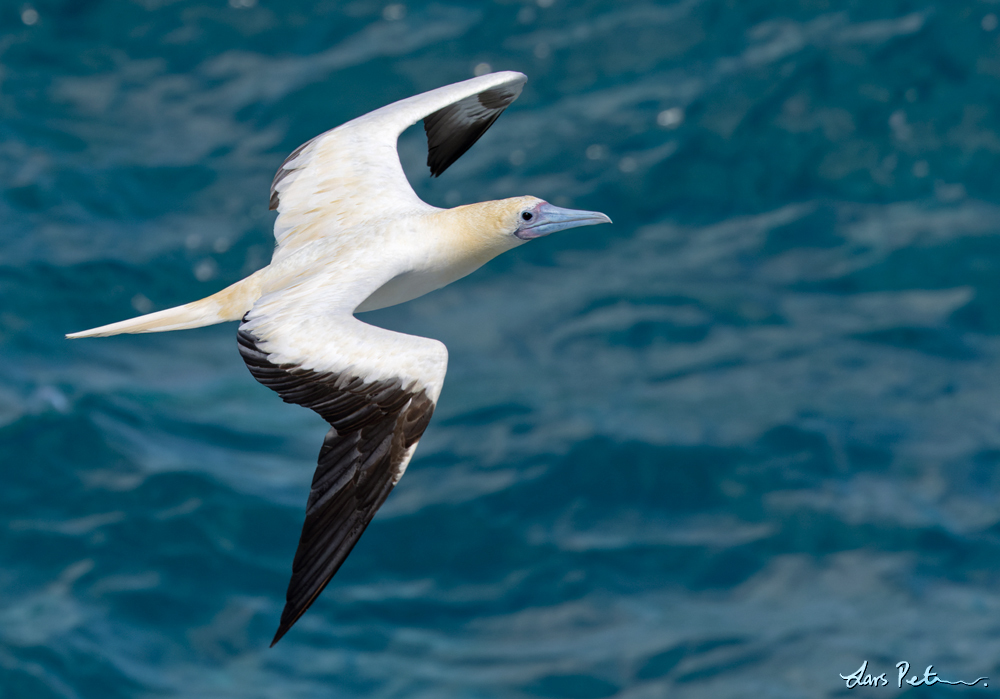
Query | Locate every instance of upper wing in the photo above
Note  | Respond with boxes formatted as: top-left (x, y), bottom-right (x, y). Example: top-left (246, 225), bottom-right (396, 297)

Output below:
top-left (268, 71), bottom-right (526, 261)
top-left (238, 293), bottom-right (448, 646)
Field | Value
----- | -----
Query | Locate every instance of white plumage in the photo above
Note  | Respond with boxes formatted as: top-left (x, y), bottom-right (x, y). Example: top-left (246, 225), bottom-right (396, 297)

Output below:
top-left (68, 71), bottom-right (611, 645)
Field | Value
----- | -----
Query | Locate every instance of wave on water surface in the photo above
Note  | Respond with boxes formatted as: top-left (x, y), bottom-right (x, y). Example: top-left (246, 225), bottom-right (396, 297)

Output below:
top-left (4, 0), bottom-right (1000, 697)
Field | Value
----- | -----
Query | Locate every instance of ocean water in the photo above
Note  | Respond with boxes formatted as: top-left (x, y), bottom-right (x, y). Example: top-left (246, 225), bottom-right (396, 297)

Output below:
top-left (4, 0), bottom-right (1000, 696)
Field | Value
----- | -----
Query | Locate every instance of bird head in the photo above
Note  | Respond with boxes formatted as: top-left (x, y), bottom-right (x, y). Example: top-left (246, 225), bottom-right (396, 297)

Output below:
top-left (453, 195), bottom-right (611, 250)
top-left (435, 196), bottom-right (611, 276)
top-left (501, 196), bottom-right (612, 241)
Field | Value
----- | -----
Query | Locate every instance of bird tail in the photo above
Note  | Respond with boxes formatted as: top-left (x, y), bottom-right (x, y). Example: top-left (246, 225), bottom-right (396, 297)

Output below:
top-left (66, 271), bottom-right (263, 339)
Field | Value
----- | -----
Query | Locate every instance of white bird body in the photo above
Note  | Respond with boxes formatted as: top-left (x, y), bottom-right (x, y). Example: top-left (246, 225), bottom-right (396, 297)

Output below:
top-left (68, 71), bottom-right (610, 645)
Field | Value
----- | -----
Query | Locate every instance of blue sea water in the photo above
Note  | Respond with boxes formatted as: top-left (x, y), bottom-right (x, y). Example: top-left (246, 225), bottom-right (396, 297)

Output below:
top-left (5, 0), bottom-right (1000, 696)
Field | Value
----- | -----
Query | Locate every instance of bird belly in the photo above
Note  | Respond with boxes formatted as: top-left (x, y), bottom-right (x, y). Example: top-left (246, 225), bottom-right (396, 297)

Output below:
top-left (355, 270), bottom-right (449, 313)
top-left (355, 262), bottom-right (480, 313)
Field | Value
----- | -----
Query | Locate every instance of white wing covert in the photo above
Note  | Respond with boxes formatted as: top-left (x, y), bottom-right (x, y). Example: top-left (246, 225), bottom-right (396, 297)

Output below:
top-left (238, 290), bottom-right (447, 646)
top-left (268, 71), bottom-right (526, 261)
top-left (242, 71), bottom-right (524, 645)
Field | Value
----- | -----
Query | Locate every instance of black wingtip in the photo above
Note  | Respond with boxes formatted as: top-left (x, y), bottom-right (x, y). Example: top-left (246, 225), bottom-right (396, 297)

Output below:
top-left (271, 608), bottom-right (304, 646)
top-left (423, 82), bottom-right (522, 178)
top-left (270, 625), bottom-right (289, 647)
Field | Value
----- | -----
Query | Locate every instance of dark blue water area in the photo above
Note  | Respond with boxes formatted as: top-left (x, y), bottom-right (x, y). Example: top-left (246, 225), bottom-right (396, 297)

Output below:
top-left (5, 0), bottom-right (1000, 696)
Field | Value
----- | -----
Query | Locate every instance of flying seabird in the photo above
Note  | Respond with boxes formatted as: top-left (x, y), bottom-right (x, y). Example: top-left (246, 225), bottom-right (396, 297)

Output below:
top-left (68, 71), bottom-right (611, 645)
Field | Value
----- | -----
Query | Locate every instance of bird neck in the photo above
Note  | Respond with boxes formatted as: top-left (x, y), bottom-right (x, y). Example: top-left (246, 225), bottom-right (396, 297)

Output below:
top-left (429, 200), bottom-right (522, 268)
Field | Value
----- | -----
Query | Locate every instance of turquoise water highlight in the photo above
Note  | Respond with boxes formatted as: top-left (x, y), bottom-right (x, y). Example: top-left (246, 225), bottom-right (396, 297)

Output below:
top-left (4, 0), bottom-right (1000, 697)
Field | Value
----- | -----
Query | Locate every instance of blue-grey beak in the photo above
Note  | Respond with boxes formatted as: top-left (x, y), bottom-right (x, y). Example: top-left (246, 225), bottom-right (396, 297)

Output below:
top-left (515, 202), bottom-right (612, 240)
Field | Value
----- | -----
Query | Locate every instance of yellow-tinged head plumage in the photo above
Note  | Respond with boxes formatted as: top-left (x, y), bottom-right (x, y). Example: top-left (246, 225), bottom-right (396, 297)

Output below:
top-left (356, 196), bottom-right (613, 314)
top-left (439, 195), bottom-right (612, 260)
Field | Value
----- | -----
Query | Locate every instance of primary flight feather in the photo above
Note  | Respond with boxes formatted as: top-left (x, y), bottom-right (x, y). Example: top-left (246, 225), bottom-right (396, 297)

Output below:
top-left (67, 71), bottom-right (611, 645)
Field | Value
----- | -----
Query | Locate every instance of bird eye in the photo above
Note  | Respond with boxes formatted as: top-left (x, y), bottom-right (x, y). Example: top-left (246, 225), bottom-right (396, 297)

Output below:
top-left (521, 211), bottom-right (534, 221)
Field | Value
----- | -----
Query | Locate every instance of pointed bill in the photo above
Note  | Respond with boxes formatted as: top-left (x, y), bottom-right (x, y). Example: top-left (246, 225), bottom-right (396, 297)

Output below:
top-left (515, 202), bottom-right (612, 240)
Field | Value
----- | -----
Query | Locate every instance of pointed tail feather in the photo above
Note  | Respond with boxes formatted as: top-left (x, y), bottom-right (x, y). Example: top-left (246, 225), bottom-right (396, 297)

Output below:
top-left (66, 272), bottom-right (263, 339)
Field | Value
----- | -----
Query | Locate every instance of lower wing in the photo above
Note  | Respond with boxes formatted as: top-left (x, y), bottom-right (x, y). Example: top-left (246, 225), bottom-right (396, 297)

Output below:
top-left (237, 295), bottom-right (447, 645)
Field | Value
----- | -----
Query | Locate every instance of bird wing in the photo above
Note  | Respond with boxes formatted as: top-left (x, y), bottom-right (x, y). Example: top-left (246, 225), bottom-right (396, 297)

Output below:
top-left (238, 287), bottom-right (447, 646)
top-left (268, 71), bottom-right (526, 261)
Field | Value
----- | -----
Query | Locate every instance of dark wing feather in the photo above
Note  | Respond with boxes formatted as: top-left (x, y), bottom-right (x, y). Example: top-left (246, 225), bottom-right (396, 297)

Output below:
top-left (238, 327), bottom-right (435, 646)
top-left (268, 74), bottom-right (526, 216)
top-left (423, 82), bottom-right (524, 177)
top-left (269, 137), bottom-right (316, 211)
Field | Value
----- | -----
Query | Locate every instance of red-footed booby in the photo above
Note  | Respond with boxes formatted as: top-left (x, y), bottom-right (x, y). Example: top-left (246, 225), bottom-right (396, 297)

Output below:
top-left (67, 71), bottom-right (610, 645)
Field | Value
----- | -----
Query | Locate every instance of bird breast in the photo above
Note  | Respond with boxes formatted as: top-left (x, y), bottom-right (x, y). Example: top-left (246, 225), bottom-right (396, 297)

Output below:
top-left (354, 212), bottom-right (512, 313)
